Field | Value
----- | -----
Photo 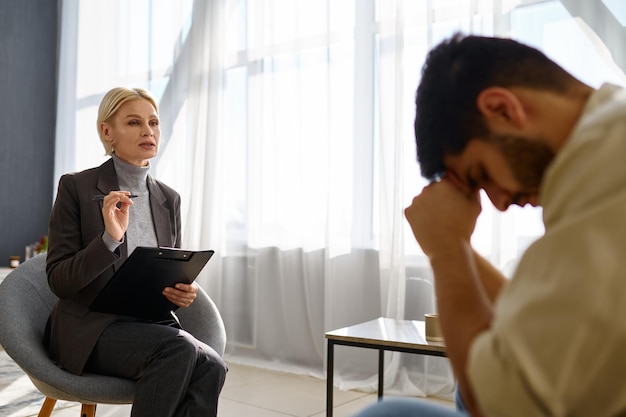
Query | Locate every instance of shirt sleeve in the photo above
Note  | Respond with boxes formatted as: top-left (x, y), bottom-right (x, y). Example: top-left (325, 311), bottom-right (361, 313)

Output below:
top-left (468, 330), bottom-right (548, 416)
top-left (102, 231), bottom-right (124, 252)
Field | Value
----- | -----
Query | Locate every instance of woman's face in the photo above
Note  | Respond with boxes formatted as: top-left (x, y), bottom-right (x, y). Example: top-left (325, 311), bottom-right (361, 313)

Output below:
top-left (102, 98), bottom-right (160, 167)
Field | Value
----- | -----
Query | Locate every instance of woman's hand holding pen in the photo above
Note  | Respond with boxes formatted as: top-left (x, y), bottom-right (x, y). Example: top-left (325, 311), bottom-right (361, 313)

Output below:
top-left (163, 282), bottom-right (198, 308)
top-left (100, 191), bottom-right (135, 242)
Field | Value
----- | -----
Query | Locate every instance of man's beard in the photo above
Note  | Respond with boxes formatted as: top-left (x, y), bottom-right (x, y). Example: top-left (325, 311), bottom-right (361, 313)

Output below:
top-left (488, 134), bottom-right (555, 197)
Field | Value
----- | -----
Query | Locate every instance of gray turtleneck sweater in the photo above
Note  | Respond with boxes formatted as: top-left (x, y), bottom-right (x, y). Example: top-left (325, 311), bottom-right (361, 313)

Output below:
top-left (102, 154), bottom-right (158, 254)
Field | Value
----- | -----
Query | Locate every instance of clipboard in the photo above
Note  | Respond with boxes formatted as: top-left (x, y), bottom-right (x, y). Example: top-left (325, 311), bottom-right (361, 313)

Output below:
top-left (90, 246), bottom-right (214, 320)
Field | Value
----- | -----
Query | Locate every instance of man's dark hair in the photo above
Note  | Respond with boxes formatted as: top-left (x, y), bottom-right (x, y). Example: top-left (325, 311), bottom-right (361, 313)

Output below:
top-left (415, 33), bottom-right (578, 180)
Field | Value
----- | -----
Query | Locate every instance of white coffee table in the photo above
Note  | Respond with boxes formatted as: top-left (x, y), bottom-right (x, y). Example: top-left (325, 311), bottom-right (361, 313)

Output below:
top-left (325, 317), bottom-right (447, 417)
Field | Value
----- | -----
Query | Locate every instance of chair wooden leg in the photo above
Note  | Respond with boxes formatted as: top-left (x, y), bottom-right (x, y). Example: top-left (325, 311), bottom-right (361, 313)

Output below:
top-left (81, 403), bottom-right (97, 417)
top-left (38, 397), bottom-right (57, 417)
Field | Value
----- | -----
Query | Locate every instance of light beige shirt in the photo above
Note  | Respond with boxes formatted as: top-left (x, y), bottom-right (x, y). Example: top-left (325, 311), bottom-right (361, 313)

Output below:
top-left (468, 84), bottom-right (626, 417)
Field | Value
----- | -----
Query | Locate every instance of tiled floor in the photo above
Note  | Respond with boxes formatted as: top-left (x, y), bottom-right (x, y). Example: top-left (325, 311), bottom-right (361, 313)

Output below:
top-left (1, 358), bottom-right (454, 417)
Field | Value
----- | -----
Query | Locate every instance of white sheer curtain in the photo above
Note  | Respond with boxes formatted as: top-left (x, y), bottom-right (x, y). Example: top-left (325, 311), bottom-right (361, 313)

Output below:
top-left (55, 0), bottom-right (626, 399)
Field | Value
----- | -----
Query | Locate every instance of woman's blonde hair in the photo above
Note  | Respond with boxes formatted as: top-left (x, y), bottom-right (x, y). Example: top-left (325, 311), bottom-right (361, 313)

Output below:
top-left (97, 87), bottom-right (159, 155)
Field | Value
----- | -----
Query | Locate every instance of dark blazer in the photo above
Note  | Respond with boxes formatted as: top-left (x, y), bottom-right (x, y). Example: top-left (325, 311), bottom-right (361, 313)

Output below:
top-left (46, 158), bottom-right (181, 375)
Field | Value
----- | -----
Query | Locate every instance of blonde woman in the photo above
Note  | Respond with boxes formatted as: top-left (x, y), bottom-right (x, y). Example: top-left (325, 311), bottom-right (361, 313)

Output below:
top-left (46, 87), bottom-right (227, 417)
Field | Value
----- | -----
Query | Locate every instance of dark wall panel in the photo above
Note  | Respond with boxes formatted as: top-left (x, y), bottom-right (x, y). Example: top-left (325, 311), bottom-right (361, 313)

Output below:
top-left (0, 0), bottom-right (58, 265)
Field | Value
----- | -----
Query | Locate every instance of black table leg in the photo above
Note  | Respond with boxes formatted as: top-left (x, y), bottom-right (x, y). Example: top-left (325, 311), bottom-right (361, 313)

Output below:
top-left (327, 339), bottom-right (335, 417)
top-left (378, 349), bottom-right (384, 401)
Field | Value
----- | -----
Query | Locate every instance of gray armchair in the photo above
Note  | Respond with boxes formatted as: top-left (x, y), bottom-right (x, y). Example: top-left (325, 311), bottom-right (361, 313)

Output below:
top-left (0, 253), bottom-right (226, 417)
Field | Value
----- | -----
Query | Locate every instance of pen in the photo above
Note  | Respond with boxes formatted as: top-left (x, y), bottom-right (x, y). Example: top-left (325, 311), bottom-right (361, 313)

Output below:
top-left (92, 194), bottom-right (139, 201)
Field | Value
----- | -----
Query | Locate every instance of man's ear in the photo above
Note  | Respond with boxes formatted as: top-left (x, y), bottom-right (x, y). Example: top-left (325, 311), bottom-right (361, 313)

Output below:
top-left (476, 87), bottom-right (526, 130)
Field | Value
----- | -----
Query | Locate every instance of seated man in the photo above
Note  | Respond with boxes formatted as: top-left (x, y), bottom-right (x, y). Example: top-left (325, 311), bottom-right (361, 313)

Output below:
top-left (355, 33), bottom-right (626, 417)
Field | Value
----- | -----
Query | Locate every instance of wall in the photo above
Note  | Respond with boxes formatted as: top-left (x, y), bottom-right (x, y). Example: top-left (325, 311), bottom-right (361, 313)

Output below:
top-left (0, 1), bottom-right (58, 265)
